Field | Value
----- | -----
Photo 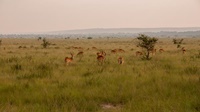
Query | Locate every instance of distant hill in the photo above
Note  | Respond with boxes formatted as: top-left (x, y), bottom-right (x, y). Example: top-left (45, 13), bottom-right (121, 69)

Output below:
top-left (1, 27), bottom-right (200, 38)
top-left (48, 27), bottom-right (200, 34)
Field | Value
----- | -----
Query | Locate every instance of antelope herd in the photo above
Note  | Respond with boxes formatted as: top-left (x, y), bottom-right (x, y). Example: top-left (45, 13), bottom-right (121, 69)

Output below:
top-left (65, 46), bottom-right (187, 65)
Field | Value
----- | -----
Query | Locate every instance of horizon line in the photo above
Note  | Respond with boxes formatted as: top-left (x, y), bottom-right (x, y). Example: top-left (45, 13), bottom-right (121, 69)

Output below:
top-left (1, 26), bottom-right (200, 35)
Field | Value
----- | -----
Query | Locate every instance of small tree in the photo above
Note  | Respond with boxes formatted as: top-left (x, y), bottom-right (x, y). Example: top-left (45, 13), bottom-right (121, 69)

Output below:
top-left (38, 37), bottom-right (42, 41)
top-left (137, 34), bottom-right (158, 60)
top-left (173, 38), bottom-right (184, 48)
top-left (41, 38), bottom-right (51, 48)
top-left (87, 37), bottom-right (93, 39)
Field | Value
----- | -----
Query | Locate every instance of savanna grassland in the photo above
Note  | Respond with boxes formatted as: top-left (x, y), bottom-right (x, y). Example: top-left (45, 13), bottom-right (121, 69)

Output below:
top-left (0, 37), bottom-right (200, 112)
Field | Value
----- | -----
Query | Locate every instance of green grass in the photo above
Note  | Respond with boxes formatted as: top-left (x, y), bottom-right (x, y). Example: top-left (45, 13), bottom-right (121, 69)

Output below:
top-left (0, 38), bottom-right (200, 112)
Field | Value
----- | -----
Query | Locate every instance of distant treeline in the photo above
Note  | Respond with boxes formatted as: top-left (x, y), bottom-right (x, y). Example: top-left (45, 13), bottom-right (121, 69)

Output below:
top-left (1, 31), bottom-right (200, 38)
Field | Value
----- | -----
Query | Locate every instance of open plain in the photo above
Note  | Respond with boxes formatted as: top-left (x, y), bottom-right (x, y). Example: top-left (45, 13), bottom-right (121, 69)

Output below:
top-left (0, 37), bottom-right (200, 112)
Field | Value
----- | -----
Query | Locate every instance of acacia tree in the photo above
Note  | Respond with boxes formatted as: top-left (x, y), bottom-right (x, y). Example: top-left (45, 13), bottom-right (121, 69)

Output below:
top-left (172, 38), bottom-right (184, 48)
top-left (137, 34), bottom-right (158, 60)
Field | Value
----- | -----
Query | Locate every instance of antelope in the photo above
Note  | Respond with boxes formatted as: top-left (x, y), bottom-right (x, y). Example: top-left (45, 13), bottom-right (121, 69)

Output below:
top-left (136, 51), bottom-right (143, 56)
top-left (77, 51), bottom-right (84, 56)
top-left (97, 51), bottom-right (106, 65)
top-left (118, 49), bottom-right (125, 53)
top-left (65, 53), bottom-right (74, 65)
top-left (92, 47), bottom-right (97, 50)
top-left (182, 47), bottom-right (186, 54)
top-left (71, 46), bottom-right (83, 50)
top-left (159, 49), bottom-right (164, 53)
top-left (101, 51), bottom-right (106, 56)
top-left (77, 51), bottom-right (84, 61)
top-left (150, 48), bottom-right (156, 55)
top-left (118, 57), bottom-right (124, 65)
top-left (111, 49), bottom-right (117, 54)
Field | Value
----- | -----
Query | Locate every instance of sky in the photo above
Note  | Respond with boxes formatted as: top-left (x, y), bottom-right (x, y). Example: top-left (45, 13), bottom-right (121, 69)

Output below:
top-left (0, 0), bottom-right (200, 34)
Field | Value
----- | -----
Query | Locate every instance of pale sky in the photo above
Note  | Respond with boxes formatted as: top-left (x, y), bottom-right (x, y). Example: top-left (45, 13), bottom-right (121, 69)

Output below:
top-left (0, 0), bottom-right (200, 34)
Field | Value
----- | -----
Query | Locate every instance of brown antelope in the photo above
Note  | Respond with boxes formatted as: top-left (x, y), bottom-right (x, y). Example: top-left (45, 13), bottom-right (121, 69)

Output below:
top-left (159, 49), bottom-right (164, 53)
top-left (136, 51), bottom-right (143, 56)
top-left (101, 51), bottom-right (106, 56)
top-left (150, 48), bottom-right (156, 55)
top-left (92, 47), bottom-right (97, 50)
top-left (111, 49), bottom-right (117, 54)
top-left (118, 57), bottom-right (124, 65)
top-left (118, 49), bottom-right (125, 53)
top-left (77, 51), bottom-right (84, 61)
top-left (97, 51), bottom-right (106, 65)
top-left (182, 47), bottom-right (186, 54)
top-left (71, 46), bottom-right (83, 50)
top-left (65, 53), bottom-right (74, 65)
top-left (77, 51), bottom-right (84, 56)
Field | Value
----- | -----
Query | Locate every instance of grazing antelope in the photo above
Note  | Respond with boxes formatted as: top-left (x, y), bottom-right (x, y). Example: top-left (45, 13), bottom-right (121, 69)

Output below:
top-left (118, 49), bottom-right (125, 53)
top-left (182, 47), bottom-right (186, 54)
top-left (111, 49), bottom-right (117, 54)
top-left (118, 57), bottom-right (124, 65)
top-left (77, 51), bottom-right (84, 61)
top-left (65, 53), bottom-right (74, 65)
top-left (71, 46), bottom-right (83, 50)
top-left (77, 51), bottom-right (84, 56)
top-left (92, 47), bottom-right (97, 50)
top-left (159, 49), bottom-right (164, 53)
top-left (136, 51), bottom-right (143, 56)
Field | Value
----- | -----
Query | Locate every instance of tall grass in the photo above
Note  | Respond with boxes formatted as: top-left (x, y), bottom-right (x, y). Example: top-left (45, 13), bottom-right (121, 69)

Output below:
top-left (0, 38), bottom-right (199, 112)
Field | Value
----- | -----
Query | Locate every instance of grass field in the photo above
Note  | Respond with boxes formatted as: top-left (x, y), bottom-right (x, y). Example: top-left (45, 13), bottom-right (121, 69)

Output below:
top-left (0, 37), bottom-right (200, 112)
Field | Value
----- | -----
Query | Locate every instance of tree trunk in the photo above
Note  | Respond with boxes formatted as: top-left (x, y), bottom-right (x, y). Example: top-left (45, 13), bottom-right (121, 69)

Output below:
top-left (146, 50), bottom-right (150, 60)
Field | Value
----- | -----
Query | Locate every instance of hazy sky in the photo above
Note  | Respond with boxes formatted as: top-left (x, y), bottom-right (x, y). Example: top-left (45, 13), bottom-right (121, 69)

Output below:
top-left (0, 0), bottom-right (200, 34)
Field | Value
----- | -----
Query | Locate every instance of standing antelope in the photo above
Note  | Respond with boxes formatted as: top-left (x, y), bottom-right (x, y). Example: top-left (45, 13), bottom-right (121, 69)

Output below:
top-left (150, 49), bottom-right (156, 55)
top-left (118, 57), bottom-right (124, 65)
top-left (182, 47), bottom-right (186, 54)
top-left (65, 53), bottom-right (74, 65)
top-left (97, 51), bottom-right (106, 65)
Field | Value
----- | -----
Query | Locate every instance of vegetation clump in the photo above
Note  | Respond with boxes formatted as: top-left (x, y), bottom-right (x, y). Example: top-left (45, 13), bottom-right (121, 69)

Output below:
top-left (41, 38), bottom-right (51, 48)
top-left (137, 34), bottom-right (158, 60)
top-left (173, 38), bottom-right (184, 48)
top-left (87, 37), bottom-right (93, 39)
top-left (38, 37), bottom-right (42, 41)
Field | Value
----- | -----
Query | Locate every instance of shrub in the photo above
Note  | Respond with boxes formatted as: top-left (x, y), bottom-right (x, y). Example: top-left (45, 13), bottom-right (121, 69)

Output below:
top-left (87, 37), bottom-right (93, 39)
top-left (137, 34), bottom-right (158, 60)
top-left (173, 38), bottom-right (184, 48)
top-left (41, 38), bottom-right (51, 48)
